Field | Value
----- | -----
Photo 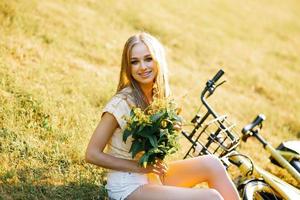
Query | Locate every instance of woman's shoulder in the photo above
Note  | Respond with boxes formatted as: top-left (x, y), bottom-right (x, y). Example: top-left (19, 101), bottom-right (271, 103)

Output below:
top-left (116, 86), bottom-right (133, 97)
top-left (114, 86), bottom-right (135, 107)
top-left (103, 86), bottom-right (134, 110)
top-left (102, 86), bottom-right (134, 129)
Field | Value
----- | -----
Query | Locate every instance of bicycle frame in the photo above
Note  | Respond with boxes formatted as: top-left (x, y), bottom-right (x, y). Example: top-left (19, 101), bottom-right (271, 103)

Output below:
top-left (262, 140), bottom-right (300, 182)
top-left (242, 117), bottom-right (300, 183)
top-left (228, 151), bottom-right (300, 199)
top-left (182, 69), bottom-right (300, 199)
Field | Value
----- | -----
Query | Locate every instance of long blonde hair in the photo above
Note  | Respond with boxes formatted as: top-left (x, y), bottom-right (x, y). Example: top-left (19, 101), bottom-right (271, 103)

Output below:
top-left (117, 32), bottom-right (170, 109)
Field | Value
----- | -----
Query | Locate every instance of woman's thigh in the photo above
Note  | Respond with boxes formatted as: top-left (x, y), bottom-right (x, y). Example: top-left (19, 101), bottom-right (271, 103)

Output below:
top-left (127, 184), bottom-right (223, 200)
top-left (162, 155), bottom-right (225, 187)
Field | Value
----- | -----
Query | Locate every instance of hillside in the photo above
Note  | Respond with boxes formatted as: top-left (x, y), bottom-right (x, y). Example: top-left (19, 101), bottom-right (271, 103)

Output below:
top-left (1, 0), bottom-right (300, 199)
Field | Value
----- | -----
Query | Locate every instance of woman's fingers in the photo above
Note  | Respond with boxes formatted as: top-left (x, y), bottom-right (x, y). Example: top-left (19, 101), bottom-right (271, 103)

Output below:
top-left (139, 160), bottom-right (169, 176)
top-left (156, 161), bottom-right (168, 172)
top-left (152, 161), bottom-right (168, 175)
top-left (173, 121), bottom-right (182, 131)
top-left (152, 168), bottom-right (162, 176)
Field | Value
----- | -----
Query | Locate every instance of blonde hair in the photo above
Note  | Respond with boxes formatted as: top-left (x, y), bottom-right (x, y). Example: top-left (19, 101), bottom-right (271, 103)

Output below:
top-left (117, 32), bottom-right (170, 109)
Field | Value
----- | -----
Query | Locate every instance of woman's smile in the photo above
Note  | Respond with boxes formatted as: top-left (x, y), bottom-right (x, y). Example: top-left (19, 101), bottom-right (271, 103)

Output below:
top-left (139, 70), bottom-right (152, 78)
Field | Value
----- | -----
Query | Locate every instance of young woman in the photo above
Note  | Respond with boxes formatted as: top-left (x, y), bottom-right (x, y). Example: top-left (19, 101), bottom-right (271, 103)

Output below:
top-left (85, 32), bottom-right (240, 200)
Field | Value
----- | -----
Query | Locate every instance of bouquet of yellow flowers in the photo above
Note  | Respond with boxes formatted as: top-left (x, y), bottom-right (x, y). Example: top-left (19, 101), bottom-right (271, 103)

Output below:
top-left (123, 98), bottom-right (182, 168)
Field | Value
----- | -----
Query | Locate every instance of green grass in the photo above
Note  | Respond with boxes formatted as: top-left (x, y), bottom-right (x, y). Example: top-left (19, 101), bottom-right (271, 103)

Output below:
top-left (1, 0), bottom-right (300, 199)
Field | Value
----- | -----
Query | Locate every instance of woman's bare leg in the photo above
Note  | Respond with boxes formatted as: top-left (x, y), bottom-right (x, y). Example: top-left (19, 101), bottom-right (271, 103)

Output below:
top-left (162, 155), bottom-right (239, 200)
top-left (127, 184), bottom-right (223, 200)
top-left (127, 155), bottom-right (239, 200)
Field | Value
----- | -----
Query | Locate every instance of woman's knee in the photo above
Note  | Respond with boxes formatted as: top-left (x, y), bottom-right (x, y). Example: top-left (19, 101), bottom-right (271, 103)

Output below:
top-left (196, 155), bottom-right (226, 182)
top-left (204, 189), bottom-right (224, 200)
top-left (194, 188), bottom-right (224, 200)
top-left (202, 155), bottom-right (225, 172)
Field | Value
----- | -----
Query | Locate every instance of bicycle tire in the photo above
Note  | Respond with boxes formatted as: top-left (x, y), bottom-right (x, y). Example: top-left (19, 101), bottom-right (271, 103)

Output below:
top-left (290, 159), bottom-right (300, 173)
top-left (242, 180), bottom-right (283, 200)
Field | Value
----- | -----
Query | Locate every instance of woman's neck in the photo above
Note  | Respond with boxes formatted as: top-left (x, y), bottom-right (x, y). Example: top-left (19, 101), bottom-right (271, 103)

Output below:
top-left (140, 83), bottom-right (153, 103)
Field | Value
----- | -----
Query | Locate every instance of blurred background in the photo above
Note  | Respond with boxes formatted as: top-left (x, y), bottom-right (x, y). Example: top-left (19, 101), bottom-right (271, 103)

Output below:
top-left (0, 0), bottom-right (299, 199)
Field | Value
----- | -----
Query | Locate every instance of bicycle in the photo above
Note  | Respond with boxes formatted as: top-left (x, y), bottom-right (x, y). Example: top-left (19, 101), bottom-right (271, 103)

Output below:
top-left (181, 69), bottom-right (300, 199)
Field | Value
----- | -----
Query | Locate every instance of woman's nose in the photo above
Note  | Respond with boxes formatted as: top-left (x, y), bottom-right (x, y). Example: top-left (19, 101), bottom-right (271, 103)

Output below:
top-left (140, 61), bottom-right (148, 70)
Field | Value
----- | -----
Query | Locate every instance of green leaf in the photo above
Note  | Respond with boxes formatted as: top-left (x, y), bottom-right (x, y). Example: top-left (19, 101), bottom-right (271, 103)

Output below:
top-left (145, 148), bottom-right (160, 165)
top-left (147, 154), bottom-right (157, 165)
top-left (136, 126), bottom-right (155, 137)
top-left (150, 111), bottom-right (165, 122)
top-left (136, 124), bottom-right (146, 135)
top-left (129, 141), bottom-right (144, 158)
top-left (149, 148), bottom-right (161, 154)
top-left (147, 135), bottom-right (158, 148)
top-left (157, 129), bottom-right (168, 143)
top-left (123, 121), bottom-right (138, 142)
top-left (160, 128), bottom-right (168, 136)
top-left (122, 128), bottom-right (132, 142)
top-left (138, 153), bottom-right (150, 167)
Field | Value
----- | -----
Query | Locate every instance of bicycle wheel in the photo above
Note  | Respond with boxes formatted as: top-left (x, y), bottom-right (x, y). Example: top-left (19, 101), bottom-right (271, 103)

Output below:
top-left (242, 180), bottom-right (283, 200)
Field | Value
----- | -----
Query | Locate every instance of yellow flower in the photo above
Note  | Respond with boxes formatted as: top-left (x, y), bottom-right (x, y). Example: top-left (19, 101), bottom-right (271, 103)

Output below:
top-left (176, 107), bottom-right (182, 115)
top-left (161, 120), bottom-right (168, 128)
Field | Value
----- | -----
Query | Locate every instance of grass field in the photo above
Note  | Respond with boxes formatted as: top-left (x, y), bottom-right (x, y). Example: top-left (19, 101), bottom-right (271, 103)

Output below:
top-left (1, 0), bottom-right (300, 199)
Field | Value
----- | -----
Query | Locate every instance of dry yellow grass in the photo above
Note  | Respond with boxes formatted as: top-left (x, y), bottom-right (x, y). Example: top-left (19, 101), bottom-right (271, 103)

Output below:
top-left (1, 0), bottom-right (300, 199)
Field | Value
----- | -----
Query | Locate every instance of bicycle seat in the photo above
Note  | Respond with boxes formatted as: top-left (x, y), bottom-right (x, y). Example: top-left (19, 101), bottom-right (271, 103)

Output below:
top-left (242, 114), bottom-right (266, 134)
top-left (271, 140), bottom-right (300, 167)
top-left (277, 140), bottom-right (300, 155)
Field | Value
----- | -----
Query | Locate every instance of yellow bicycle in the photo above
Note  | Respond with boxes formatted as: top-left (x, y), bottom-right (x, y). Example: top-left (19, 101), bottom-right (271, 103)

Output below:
top-left (182, 70), bottom-right (300, 199)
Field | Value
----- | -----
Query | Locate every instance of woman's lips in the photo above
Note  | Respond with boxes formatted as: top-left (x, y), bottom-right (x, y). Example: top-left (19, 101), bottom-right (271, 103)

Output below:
top-left (139, 71), bottom-right (152, 78)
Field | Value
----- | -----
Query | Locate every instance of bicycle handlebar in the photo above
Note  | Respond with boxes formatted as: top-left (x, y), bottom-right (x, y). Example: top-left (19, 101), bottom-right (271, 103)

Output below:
top-left (200, 69), bottom-right (225, 119)
top-left (211, 69), bottom-right (225, 83)
top-left (204, 69), bottom-right (225, 92)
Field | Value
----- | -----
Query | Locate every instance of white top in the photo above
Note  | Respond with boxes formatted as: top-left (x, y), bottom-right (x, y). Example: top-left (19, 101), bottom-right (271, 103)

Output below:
top-left (103, 87), bottom-right (160, 200)
top-left (102, 87), bottom-right (136, 161)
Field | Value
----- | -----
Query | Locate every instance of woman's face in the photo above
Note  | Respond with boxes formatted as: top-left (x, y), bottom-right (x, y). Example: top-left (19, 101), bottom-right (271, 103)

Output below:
top-left (130, 42), bottom-right (158, 88)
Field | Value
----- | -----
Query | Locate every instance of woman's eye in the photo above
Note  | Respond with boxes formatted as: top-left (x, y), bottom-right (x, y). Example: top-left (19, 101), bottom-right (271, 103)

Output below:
top-left (131, 60), bottom-right (138, 65)
top-left (145, 57), bottom-right (153, 62)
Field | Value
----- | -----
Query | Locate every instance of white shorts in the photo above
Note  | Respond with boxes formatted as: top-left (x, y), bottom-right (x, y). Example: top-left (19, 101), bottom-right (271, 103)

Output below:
top-left (105, 171), bottom-right (148, 200)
